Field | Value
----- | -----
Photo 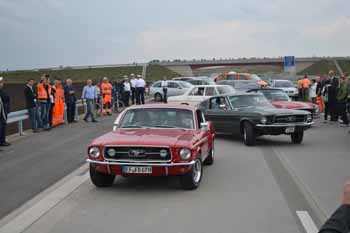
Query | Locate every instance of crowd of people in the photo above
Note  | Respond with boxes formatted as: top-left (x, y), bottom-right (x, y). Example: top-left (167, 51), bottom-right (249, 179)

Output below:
top-left (0, 73), bottom-right (147, 147)
top-left (298, 71), bottom-right (350, 128)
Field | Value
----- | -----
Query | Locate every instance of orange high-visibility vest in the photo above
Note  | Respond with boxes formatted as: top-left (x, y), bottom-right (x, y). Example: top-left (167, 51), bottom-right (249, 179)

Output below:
top-left (52, 85), bottom-right (65, 127)
top-left (101, 82), bottom-right (112, 104)
top-left (37, 83), bottom-right (51, 100)
top-left (302, 79), bottom-right (311, 88)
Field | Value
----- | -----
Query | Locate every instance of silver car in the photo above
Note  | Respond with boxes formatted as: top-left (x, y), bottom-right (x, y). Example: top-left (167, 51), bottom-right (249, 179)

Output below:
top-left (150, 80), bottom-right (193, 101)
top-left (271, 80), bottom-right (298, 99)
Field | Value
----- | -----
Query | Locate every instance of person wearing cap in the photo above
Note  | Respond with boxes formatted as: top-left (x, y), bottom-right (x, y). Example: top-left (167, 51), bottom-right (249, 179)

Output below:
top-left (135, 74), bottom-right (146, 104)
top-left (0, 77), bottom-right (11, 146)
top-left (123, 77), bottom-right (131, 107)
top-left (130, 74), bottom-right (137, 105)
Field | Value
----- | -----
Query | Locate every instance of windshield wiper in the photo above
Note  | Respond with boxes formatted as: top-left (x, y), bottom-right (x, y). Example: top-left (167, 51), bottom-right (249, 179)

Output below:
top-left (122, 125), bottom-right (145, 128)
top-left (153, 125), bottom-right (176, 128)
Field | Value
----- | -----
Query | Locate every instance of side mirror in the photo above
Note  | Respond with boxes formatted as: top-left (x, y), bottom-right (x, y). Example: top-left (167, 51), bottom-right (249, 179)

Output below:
top-left (200, 122), bottom-right (209, 132)
top-left (113, 123), bottom-right (118, 131)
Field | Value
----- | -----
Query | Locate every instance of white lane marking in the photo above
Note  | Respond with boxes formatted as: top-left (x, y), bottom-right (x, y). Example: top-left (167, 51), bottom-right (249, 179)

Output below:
top-left (0, 172), bottom-right (89, 233)
top-left (296, 210), bottom-right (319, 233)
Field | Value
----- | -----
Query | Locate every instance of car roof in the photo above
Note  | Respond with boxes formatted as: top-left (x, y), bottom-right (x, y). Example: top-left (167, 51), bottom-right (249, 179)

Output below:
top-left (248, 88), bottom-right (284, 92)
top-left (126, 104), bottom-right (197, 111)
top-left (190, 84), bottom-right (229, 88)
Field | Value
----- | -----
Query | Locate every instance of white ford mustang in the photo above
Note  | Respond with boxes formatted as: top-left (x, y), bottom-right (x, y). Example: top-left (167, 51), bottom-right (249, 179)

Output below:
top-left (167, 85), bottom-right (235, 106)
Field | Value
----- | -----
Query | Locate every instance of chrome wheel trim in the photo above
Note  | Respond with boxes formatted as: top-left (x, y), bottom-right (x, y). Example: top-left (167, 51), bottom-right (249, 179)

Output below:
top-left (193, 159), bottom-right (202, 184)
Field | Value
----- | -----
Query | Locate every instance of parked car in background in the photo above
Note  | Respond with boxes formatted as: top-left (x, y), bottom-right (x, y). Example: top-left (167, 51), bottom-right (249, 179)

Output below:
top-left (198, 93), bottom-right (313, 146)
top-left (270, 80), bottom-right (298, 99)
top-left (247, 88), bottom-right (320, 118)
top-left (87, 104), bottom-right (215, 190)
top-left (168, 85), bottom-right (235, 106)
top-left (215, 72), bottom-right (268, 87)
top-left (217, 80), bottom-right (259, 92)
top-left (150, 80), bottom-right (193, 101)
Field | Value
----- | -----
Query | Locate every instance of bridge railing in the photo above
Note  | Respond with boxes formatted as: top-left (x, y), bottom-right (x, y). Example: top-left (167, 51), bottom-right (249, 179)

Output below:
top-left (6, 100), bottom-right (86, 136)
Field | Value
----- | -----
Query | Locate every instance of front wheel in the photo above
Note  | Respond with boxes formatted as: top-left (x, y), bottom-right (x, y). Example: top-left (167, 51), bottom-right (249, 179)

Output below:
top-left (243, 122), bottom-right (256, 146)
top-left (203, 144), bottom-right (214, 165)
top-left (291, 131), bottom-right (304, 144)
top-left (180, 159), bottom-right (203, 190)
top-left (154, 93), bottom-right (162, 102)
top-left (89, 164), bottom-right (116, 187)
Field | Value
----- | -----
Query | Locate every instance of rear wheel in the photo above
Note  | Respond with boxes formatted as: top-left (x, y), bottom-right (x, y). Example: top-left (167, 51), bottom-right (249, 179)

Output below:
top-left (203, 144), bottom-right (214, 165)
top-left (180, 159), bottom-right (203, 190)
top-left (291, 131), bottom-right (304, 144)
top-left (154, 93), bottom-right (162, 102)
top-left (243, 122), bottom-right (256, 146)
top-left (89, 164), bottom-right (115, 187)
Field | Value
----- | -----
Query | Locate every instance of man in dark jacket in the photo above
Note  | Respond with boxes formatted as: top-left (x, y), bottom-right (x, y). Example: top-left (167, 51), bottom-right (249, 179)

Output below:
top-left (64, 79), bottom-right (77, 123)
top-left (328, 70), bottom-right (339, 123)
top-left (24, 78), bottom-right (38, 132)
top-left (318, 182), bottom-right (350, 233)
top-left (0, 77), bottom-right (10, 146)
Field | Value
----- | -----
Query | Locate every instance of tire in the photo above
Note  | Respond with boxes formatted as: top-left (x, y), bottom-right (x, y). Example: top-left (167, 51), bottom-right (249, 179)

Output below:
top-left (89, 164), bottom-right (115, 187)
top-left (291, 131), bottom-right (304, 144)
top-left (180, 159), bottom-right (203, 190)
top-left (154, 93), bottom-right (162, 102)
top-left (203, 144), bottom-right (214, 165)
top-left (242, 121), bottom-right (256, 146)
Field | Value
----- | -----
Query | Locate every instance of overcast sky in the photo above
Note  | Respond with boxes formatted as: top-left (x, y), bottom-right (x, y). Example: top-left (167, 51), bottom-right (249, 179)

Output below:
top-left (0, 0), bottom-right (349, 70)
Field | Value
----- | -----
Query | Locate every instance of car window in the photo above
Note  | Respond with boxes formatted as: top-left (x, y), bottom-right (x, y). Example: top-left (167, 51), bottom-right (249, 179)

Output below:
top-left (196, 109), bottom-right (204, 128)
top-left (168, 82), bottom-right (179, 88)
top-left (153, 82), bottom-right (161, 88)
top-left (209, 97), bottom-right (228, 110)
top-left (217, 86), bottom-right (234, 94)
top-left (274, 81), bottom-right (293, 88)
top-left (120, 108), bottom-right (194, 129)
top-left (180, 81), bottom-right (192, 88)
top-left (190, 87), bottom-right (205, 96)
top-left (205, 87), bottom-right (216, 96)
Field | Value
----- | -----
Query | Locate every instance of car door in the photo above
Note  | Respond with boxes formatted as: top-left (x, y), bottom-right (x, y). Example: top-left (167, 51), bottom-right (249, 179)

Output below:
top-left (186, 87), bottom-right (205, 105)
top-left (195, 109), bottom-right (209, 161)
top-left (167, 82), bottom-right (179, 96)
top-left (203, 96), bottom-right (235, 133)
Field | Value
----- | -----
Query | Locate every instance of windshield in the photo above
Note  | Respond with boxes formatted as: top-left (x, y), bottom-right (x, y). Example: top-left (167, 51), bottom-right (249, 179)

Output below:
top-left (217, 86), bottom-right (235, 94)
top-left (179, 81), bottom-right (193, 88)
top-left (229, 95), bottom-right (273, 108)
top-left (274, 81), bottom-right (294, 88)
top-left (119, 108), bottom-right (195, 129)
top-left (259, 90), bottom-right (290, 101)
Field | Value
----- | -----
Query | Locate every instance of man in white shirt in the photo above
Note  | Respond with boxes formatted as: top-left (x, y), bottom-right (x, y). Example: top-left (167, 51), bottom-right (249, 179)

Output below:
top-left (161, 76), bottom-right (168, 103)
top-left (135, 74), bottom-right (146, 104)
top-left (130, 73), bottom-right (137, 105)
top-left (123, 77), bottom-right (131, 106)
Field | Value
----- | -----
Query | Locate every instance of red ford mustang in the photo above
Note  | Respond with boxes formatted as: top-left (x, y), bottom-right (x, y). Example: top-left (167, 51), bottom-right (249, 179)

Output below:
top-left (247, 88), bottom-right (320, 118)
top-left (87, 104), bottom-right (215, 190)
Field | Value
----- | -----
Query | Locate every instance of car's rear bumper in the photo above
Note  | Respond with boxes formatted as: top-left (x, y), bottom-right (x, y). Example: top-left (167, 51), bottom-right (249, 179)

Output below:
top-left (255, 122), bottom-right (313, 135)
top-left (87, 159), bottom-right (195, 176)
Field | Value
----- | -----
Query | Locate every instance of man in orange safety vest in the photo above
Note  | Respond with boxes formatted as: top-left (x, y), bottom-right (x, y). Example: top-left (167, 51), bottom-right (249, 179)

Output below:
top-left (101, 77), bottom-right (113, 115)
top-left (51, 78), bottom-right (65, 127)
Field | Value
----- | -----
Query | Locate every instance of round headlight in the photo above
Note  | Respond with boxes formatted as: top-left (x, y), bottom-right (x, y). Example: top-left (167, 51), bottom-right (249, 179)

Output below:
top-left (107, 148), bottom-right (116, 157)
top-left (261, 117), bottom-right (267, 124)
top-left (179, 148), bottom-right (191, 160)
top-left (159, 149), bottom-right (168, 158)
top-left (89, 147), bottom-right (100, 158)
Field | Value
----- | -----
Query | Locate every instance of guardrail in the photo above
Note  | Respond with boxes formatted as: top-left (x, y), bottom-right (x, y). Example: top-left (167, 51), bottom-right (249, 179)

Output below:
top-left (7, 100), bottom-right (85, 136)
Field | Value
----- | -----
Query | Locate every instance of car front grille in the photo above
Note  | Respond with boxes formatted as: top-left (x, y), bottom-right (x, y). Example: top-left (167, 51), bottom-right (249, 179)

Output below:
top-left (275, 115), bottom-right (305, 124)
top-left (104, 146), bottom-right (172, 162)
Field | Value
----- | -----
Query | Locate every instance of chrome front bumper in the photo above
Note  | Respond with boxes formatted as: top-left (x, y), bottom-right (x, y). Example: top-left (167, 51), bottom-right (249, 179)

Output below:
top-left (86, 159), bottom-right (196, 167)
top-left (256, 122), bottom-right (314, 127)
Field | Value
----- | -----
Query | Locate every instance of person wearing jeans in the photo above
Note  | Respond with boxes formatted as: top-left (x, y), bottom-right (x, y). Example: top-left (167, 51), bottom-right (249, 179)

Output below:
top-left (24, 78), bottom-right (38, 132)
top-left (82, 79), bottom-right (98, 123)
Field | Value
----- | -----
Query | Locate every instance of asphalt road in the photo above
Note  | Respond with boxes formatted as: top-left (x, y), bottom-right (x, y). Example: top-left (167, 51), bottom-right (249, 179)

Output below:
top-left (0, 116), bottom-right (348, 233)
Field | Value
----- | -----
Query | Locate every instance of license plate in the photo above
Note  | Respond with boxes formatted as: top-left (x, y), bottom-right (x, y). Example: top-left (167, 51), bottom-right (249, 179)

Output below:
top-left (285, 127), bottom-right (295, 133)
top-left (122, 166), bottom-right (152, 174)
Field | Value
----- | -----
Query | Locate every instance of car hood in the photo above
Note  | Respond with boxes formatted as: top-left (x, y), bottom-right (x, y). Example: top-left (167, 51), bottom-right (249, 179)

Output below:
top-left (240, 106), bottom-right (309, 115)
top-left (90, 128), bottom-right (197, 148)
top-left (272, 101), bottom-right (316, 109)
